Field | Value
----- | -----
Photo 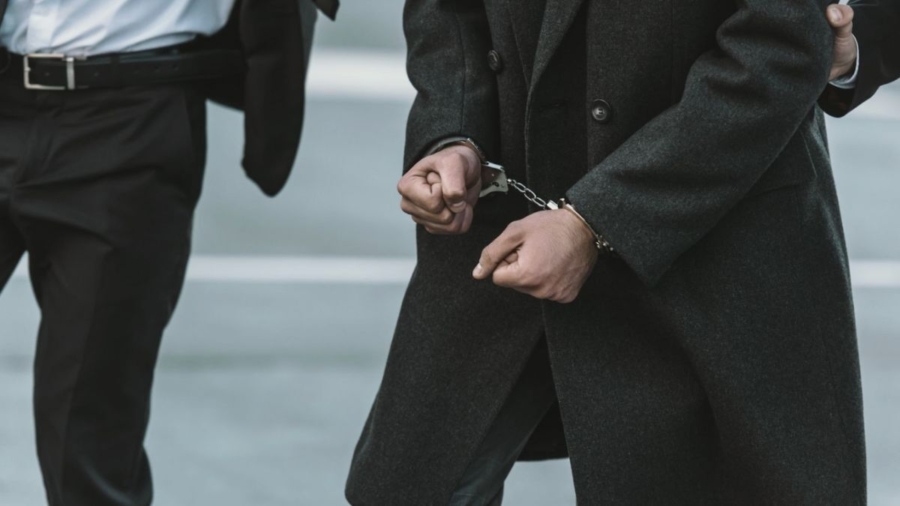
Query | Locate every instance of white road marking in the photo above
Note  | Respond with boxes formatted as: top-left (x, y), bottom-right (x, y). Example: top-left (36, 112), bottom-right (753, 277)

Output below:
top-left (848, 261), bottom-right (900, 288)
top-left (304, 49), bottom-right (900, 123)
top-left (182, 256), bottom-right (416, 284)
top-left (10, 255), bottom-right (900, 288)
top-left (306, 49), bottom-right (414, 102)
top-left (9, 255), bottom-right (415, 284)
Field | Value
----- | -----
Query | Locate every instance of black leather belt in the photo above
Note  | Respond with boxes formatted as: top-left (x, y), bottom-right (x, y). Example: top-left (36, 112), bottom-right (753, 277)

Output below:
top-left (0, 45), bottom-right (245, 90)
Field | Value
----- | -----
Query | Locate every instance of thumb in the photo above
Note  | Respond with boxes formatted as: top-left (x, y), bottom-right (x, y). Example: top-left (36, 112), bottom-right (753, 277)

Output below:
top-left (436, 149), bottom-right (480, 213)
top-left (827, 5), bottom-right (854, 35)
top-left (490, 253), bottom-right (523, 288)
top-left (473, 225), bottom-right (524, 280)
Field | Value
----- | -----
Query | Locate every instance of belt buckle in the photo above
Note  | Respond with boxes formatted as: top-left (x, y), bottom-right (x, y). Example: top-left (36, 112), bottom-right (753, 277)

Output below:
top-left (24, 53), bottom-right (75, 90)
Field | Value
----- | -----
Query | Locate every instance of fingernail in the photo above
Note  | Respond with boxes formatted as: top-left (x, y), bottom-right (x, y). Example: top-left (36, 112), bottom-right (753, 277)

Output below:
top-left (473, 264), bottom-right (484, 278)
top-left (830, 7), bottom-right (842, 22)
top-left (451, 201), bottom-right (466, 212)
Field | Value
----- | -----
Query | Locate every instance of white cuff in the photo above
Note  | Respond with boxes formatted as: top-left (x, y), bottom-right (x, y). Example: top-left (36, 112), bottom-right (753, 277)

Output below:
top-left (830, 35), bottom-right (860, 90)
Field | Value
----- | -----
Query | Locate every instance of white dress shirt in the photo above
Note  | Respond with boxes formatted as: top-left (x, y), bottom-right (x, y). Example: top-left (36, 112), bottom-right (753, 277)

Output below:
top-left (0, 0), bottom-right (237, 57)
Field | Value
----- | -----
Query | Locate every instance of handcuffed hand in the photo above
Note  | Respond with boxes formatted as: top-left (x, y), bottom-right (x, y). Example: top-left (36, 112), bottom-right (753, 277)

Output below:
top-left (473, 209), bottom-right (599, 304)
top-left (397, 145), bottom-right (482, 235)
top-left (827, 4), bottom-right (857, 81)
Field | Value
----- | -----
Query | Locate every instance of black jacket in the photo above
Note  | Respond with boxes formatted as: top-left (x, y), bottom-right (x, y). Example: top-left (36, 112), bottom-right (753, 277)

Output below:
top-left (347, 0), bottom-right (865, 504)
top-left (201, 0), bottom-right (337, 195)
top-left (821, 0), bottom-right (900, 116)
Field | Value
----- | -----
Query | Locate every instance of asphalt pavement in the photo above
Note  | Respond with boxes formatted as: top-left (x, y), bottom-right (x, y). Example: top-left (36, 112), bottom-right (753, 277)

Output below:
top-left (1, 2), bottom-right (899, 505)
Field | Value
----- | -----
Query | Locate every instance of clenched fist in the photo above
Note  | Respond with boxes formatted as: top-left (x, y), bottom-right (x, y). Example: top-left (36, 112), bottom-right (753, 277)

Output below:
top-left (398, 145), bottom-right (482, 235)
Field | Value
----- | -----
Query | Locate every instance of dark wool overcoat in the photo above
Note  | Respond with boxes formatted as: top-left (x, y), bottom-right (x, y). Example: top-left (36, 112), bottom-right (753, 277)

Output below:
top-left (347, 0), bottom-right (867, 504)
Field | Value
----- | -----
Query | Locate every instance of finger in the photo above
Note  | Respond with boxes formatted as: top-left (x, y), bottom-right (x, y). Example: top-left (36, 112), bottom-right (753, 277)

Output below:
top-left (398, 172), bottom-right (445, 214)
top-left (464, 178), bottom-right (482, 208)
top-left (474, 224), bottom-right (524, 279)
top-left (827, 4), bottom-right (854, 32)
top-left (491, 261), bottom-right (523, 288)
top-left (412, 215), bottom-right (453, 235)
top-left (435, 155), bottom-right (470, 213)
top-left (401, 197), bottom-right (455, 225)
top-left (457, 204), bottom-right (475, 234)
top-left (501, 251), bottom-right (518, 266)
top-left (412, 206), bottom-right (473, 235)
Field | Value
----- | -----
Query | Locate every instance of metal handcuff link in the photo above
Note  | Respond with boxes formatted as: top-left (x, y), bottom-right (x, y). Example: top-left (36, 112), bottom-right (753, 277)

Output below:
top-left (475, 148), bottom-right (615, 255)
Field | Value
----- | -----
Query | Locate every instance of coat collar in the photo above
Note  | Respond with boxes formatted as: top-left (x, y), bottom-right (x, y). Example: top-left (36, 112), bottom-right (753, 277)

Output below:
top-left (531, 0), bottom-right (585, 92)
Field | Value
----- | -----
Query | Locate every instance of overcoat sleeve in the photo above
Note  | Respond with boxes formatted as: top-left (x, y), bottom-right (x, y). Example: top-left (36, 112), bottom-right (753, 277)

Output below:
top-left (566, 0), bottom-right (838, 286)
top-left (819, 0), bottom-right (900, 116)
top-left (402, 0), bottom-right (499, 171)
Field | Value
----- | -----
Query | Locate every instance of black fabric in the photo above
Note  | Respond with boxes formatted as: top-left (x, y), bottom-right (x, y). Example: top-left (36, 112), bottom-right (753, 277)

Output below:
top-left (0, 75), bottom-right (207, 506)
top-left (198, 0), bottom-right (320, 196)
top-left (312, 0), bottom-right (340, 20)
top-left (449, 340), bottom-right (557, 505)
top-left (503, 0), bottom-right (547, 85)
top-left (347, 0), bottom-right (866, 504)
top-left (820, 0), bottom-right (900, 116)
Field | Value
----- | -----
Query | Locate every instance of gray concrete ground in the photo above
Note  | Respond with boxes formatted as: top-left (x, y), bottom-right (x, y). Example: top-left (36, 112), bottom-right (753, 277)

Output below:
top-left (2, 2), bottom-right (900, 505)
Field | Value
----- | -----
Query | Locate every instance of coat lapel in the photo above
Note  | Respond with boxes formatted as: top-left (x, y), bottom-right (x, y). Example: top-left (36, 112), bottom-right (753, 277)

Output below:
top-left (502, 0), bottom-right (546, 86)
top-left (530, 0), bottom-right (585, 92)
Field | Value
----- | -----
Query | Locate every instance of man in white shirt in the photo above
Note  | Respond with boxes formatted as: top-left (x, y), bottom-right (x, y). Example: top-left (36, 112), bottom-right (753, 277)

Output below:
top-left (0, 1), bottom-right (335, 504)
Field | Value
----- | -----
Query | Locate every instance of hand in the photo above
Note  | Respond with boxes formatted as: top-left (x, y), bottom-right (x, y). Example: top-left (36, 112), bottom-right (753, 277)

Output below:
top-left (473, 209), bottom-right (599, 304)
top-left (827, 4), bottom-right (857, 81)
top-left (397, 146), bottom-right (482, 234)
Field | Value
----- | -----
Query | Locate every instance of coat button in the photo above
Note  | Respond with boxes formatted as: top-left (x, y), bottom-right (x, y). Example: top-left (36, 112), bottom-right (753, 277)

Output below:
top-left (487, 50), bottom-right (504, 73)
top-left (591, 99), bottom-right (613, 124)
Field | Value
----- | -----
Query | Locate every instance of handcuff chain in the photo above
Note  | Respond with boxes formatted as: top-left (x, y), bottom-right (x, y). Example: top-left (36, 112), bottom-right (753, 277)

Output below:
top-left (507, 178), bottom-right (551, 210)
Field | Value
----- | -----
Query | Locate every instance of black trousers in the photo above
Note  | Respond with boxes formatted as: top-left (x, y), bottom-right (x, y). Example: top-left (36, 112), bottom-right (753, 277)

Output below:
top-left (0, 73), bottom-right (207, 505)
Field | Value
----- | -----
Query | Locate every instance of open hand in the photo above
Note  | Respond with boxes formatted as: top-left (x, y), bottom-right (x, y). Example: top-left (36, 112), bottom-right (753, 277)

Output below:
top-left (397, 146), bottom-right (482, 234)
top-left (827, 4), bottom-right (857, 81)
top-left (473, 209), bottom-right (599, 303)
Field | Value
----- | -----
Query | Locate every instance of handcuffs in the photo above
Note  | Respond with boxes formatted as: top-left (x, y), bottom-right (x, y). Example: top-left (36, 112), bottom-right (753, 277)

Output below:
top-left (439, 138), bottom-right (614, 255)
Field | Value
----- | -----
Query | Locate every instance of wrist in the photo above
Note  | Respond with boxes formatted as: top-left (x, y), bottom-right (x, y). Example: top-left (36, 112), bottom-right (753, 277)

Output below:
top-left (442, 145), bottom-right (481, 168)
top-left (560, 206), bottom-right (596, 245)
top-left (833, 60), bottom-right (856, 80)
top-left (829, 35), bottom-right (860, 85)
top-left (559, 199), bottom-right (615, 255)
top-left (430, 137), bottom-right (486, 163)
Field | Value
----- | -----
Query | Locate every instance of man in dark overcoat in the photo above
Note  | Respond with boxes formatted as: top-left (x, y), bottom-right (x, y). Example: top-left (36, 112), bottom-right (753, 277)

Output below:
top-left (346, 0), bottom-right (867, 504)
top-left (0, 0), bottom-right (335, 504)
